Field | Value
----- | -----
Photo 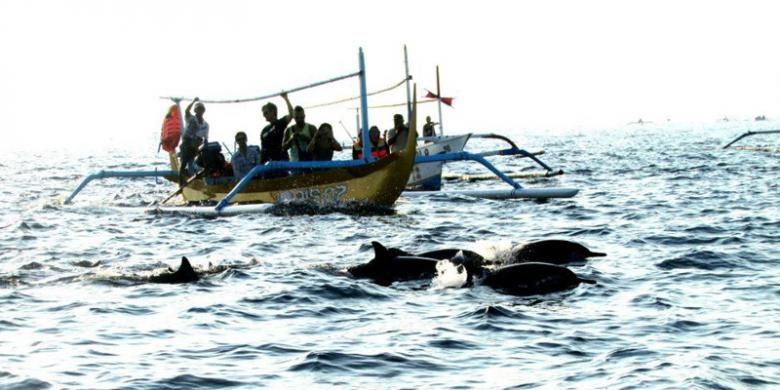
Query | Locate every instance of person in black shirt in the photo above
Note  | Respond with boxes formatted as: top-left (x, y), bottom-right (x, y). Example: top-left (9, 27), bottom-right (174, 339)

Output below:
top-left (259, 92), bottom-right (293, 178)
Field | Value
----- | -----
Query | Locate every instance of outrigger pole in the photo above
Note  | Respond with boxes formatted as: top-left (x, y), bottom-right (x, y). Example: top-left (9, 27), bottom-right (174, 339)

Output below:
top-left (436, 65), bottom-right (444, 135)
top-left (723, 129), bottom-right (780, 149)
top-left (64, 170), bottom-right (177, 204)
top-left (404, 45), bottom-right (412, 121)
top-left (359, 47), bottom-right (372, 162)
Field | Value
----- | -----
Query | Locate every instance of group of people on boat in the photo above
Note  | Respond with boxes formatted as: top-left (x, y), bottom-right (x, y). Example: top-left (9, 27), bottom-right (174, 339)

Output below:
top-left (177, 95), bottom-right (417, 183)
top-left (351, 113), bottom-right (413, 159)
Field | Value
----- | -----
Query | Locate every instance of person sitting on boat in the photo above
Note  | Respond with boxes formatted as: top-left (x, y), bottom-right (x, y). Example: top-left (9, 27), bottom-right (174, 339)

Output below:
top-left (179, 97), bottom-right (209, 185)
top-left (386, 113), bottom-right (409, 153)
top-left (353, 126), bottom-right (389, 160)
top-left (282, 106), bottom-right (315, 162)
top-left (422, 116), bottom-right (438, 138)
top-left (307, 123), bottom-right (343, 161)
top-left (230, 131), bottom-right (260, 178)
top-left (259, 92), bottom-right (293, 178)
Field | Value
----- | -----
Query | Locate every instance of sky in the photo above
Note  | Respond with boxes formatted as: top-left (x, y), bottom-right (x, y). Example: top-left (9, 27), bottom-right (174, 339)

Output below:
top-left (1, 0), bottom-right (779, 150)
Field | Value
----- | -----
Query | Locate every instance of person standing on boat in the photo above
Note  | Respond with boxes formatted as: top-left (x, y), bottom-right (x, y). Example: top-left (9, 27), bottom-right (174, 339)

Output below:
top-left (386, 113), bottom-right (409, 153)
top-left (179, 97), bottom-right (209, 185)
top-left (230, 131), bottom-right (260, 178)
top-left (422, 116), bottom-right (438, 137)
top-left (307, 123), bottom-right (343, 161)
top-left (282, 106), bottom-right (315, 162)
top-left (259, 92), bottom-right (294, 178)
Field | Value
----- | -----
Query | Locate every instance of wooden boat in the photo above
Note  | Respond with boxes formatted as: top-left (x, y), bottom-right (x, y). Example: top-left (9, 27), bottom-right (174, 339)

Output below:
top-left (64, 48), bottom-right (578, 209)
top-left (167, 114), bottom-right (418, 206)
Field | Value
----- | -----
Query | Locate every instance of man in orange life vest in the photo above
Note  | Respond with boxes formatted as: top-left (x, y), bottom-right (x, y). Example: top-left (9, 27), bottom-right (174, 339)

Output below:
top-left (353, 126), bottom-right (389, 160)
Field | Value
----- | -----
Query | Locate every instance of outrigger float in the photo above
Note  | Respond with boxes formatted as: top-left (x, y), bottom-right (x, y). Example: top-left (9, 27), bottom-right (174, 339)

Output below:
top-left (64, 48), bottom-right (578, 215)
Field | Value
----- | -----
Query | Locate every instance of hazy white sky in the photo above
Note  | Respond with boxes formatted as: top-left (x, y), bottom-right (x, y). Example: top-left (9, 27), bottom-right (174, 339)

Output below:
top-left (2, 0), bottom-right (779, 150)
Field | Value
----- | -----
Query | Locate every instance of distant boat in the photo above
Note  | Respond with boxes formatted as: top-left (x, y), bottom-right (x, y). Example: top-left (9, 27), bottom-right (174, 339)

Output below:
top-left (628, 118), bottom-right (652, 125)
top-left (755, 115), bottom-right (767, 121)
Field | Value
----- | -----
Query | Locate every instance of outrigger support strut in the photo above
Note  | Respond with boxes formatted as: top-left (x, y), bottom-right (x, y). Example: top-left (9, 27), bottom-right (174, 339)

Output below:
top-left (64, 170), bottom-right (177, 204)
top-left (415, 152), bottom-right (524, 189)
top-left (468, 133), bottom-right (555, 172)
top-left (723, 129), bottom-right (780, 149)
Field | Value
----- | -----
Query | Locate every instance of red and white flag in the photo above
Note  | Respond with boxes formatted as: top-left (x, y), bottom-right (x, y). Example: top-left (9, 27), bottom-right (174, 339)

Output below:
top-left (425, 90), bottom-right (454, 107)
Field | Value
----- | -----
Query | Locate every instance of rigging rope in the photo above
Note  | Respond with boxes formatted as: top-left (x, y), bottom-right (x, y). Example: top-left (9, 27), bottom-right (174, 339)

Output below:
top-left (351, 99), bottom-right (438, 110)
top-left (161, 71), bottom-right (361, 104)
top-left (305, 77), bottom-right (411, 109)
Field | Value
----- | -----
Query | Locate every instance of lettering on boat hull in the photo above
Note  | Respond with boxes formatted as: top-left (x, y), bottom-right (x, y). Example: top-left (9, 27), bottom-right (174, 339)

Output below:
top-left (272, 184), bottom-right (348, 204)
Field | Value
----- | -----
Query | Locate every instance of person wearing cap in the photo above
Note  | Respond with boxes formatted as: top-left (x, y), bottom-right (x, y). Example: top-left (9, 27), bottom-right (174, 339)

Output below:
top-left (385, 113), bottom-right (409, 153)
top-left (259, 92), bottom-right (294, 178)
top-left (179, 97), bottom-right (210, 185)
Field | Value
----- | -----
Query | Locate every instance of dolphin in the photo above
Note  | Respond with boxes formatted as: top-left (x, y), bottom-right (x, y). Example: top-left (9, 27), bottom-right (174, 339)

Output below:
top-left (149, 257), bottom-right (200, 284)
top-left (482, 262), bottom-right (596, 296)
top-left (348, 242), bottom-right (597, 295)
top-left (348, 242), bottom-right (445, 286)
top-left (510, 240), bottom-right (606, 265)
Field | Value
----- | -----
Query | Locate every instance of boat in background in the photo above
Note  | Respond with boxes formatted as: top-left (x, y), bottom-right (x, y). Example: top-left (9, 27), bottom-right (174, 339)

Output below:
top-left (408, 134), bottom-right (470, 190)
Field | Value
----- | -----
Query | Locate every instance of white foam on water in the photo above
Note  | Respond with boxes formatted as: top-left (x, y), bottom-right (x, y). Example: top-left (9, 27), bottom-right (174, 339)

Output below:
top-left (471, 240), bottom-right (514, 263)
top-left (432, 260), bottom-right (468, 289)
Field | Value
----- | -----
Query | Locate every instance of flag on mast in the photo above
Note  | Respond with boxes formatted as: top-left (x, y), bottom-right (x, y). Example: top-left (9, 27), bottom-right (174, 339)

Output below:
top-left (424, 90), bottom-right (454, 107)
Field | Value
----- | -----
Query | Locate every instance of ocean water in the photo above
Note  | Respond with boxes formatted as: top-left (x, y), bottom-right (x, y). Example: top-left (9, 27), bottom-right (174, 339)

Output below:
top-left (1, 122), bottom-right (779, 389)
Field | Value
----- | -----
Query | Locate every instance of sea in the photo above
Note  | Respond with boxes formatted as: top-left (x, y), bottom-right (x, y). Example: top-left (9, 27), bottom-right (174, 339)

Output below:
top-left (1, 121), bottom-right (778, 389)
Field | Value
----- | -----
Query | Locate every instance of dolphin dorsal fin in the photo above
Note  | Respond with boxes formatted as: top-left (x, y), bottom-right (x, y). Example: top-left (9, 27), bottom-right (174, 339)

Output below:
top-left (179, 256), bottom-right (194, 272)
top-left (371, 241), bottom-right (391, 262)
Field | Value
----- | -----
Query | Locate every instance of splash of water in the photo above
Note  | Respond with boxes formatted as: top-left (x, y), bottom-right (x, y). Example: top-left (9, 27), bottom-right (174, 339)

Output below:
top-left (431, 260), bottom-right (467, 289)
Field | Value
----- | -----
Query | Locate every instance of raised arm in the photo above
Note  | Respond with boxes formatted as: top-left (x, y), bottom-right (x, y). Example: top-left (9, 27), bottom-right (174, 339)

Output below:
top-left (184, 97), bottom-right (199, 119)
top-left (281, 92), bottom-right (293, 122)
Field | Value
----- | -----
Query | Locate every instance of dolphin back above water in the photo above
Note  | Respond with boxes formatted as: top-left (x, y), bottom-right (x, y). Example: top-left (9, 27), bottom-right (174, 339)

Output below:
top-left (483, 262), bottom-right (596, 296)
top-left (510, 240), bottom-right (606, 265)
top-left (347, 242), bottom-right (444, 286)
top-left (149, 257), bottom-right (200, 284)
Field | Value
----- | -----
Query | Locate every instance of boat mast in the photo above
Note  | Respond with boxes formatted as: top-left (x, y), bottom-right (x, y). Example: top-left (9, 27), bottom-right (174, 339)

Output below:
top-left (359, 48), bottom-right (372, 161)
top-left (436, 65), bottom-right (444, 135)
top-left (404, 45), bottom-right (412, 121)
